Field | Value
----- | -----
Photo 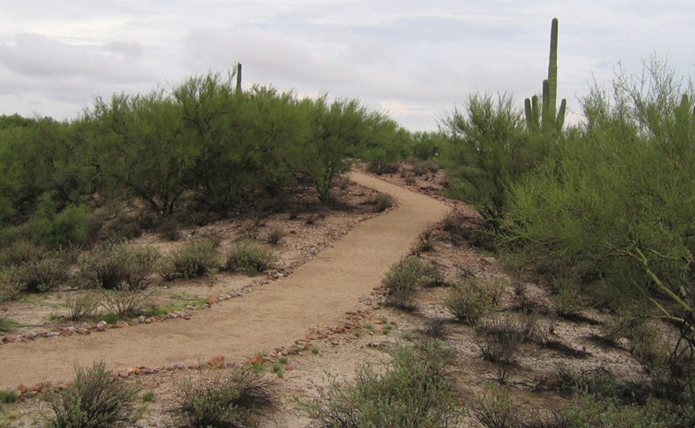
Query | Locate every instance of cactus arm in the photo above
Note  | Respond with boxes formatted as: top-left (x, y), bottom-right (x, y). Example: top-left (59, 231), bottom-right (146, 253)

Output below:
top-left (556, 98), bottom-right (567, 130)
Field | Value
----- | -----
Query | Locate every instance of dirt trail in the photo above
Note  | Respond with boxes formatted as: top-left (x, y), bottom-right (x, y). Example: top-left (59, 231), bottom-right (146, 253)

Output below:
top-left (0, 172), bottom-right (449, 389)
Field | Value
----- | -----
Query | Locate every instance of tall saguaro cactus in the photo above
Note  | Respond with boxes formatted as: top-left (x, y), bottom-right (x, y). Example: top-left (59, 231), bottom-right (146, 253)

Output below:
top-left (525, 18), bottom-right (567, 132)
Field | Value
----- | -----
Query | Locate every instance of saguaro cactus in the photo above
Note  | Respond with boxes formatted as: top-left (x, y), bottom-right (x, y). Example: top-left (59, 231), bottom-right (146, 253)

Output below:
top-left (525, 18), bottom-right (567, 132)
top-left (235, 62), bottom-right (242, 93)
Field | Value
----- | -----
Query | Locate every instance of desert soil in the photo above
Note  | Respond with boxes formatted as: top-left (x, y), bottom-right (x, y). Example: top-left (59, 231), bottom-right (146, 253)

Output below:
top-left (0, 166), bottom-right (653, 428)
top-left (0, 171), bottom-right (448, 389)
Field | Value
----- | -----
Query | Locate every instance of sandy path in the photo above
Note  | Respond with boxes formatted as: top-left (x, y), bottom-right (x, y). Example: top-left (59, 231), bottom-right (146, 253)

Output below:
top-left (0, 172), bottom-right (449, 389)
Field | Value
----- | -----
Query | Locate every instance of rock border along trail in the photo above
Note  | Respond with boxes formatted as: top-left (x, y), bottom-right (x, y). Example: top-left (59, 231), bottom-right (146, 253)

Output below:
top-left (0, 172), bottom-right (449, 389)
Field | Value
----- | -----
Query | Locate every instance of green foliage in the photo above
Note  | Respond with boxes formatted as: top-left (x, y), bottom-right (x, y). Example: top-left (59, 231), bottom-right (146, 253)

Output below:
top-left (291, 96), bottom-right (397, 203)
top-left (299, 340), bottom-right (463, 428)
top-left (89, 89), bottom-right (195, 218)
top-left (0, 390), bottom-right (18, 404)
top-left (383, 256), bottom-right (442, 310)
top-left (159, 238), bottom-right (219, 280)
top-left (442, 93), bottom-right (546, 230)
top-left (224, 241), bottom-right (277, 276)
top-left (503, 57), bottom-right (695, 311)
top-left (175, 368), bottom-right (277, 428)
top-left (405, 130), bottom-right (446, 160)
top-left (46, 361), bottom-right (141, 428)
top-left (27, 193), bottom-right (90, 248)
top-left (77, 242), bottom-right (160, 290)
top-left (0, 317), bottom-right (20, 332)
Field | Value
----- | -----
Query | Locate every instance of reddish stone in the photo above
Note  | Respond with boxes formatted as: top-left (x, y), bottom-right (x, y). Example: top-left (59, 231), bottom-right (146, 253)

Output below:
top-left (285, 366), bottom-right (294, 371)
top-left (206, 296), bottom-right (219, 305)
top-left (16, 384), bottom-right (28, 394)
top-left (113, 321), bottom-right (128, 329)
top-left (207, 354), bottom-right (225, 369)
top-left (248, 355), bottom-right (264, 366)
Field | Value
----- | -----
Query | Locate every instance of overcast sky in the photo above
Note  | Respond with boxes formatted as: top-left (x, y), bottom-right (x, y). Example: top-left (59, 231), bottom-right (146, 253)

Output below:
top-left (1, 1), bottom-right (693, 131)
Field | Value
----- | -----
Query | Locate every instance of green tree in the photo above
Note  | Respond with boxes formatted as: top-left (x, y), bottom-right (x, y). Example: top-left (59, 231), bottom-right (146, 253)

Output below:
top-left (292, 96), bottom-right (393, 203)
top-left (88, 90), bottom-right (195, 217)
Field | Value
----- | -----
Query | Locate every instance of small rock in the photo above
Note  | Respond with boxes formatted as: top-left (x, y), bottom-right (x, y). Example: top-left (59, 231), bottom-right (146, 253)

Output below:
top-left (113, 321), bottom-right (128, 329)
top-left (145, 318), bottom-right (153, 324)
top-left (7, 411), bottom-right (19, 420)
top-left (96, 321), bottom-right (108, 331)
top-left (137, 315), bottom-right (146, 323)
top-left (248, 355), bottom-right (264, 366)
top-left (16, 384), bottom-right (28, 394)
top-left (207, 354), bottom-right (226, 369)
top-left (75, 327), bottom-right (90, 335)
top-left (206, 297), bottom-right (219, 305)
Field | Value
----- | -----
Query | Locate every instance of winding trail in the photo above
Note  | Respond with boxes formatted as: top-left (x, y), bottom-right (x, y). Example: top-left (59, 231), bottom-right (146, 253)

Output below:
top-left (0, 172), bottom-right (449, 389)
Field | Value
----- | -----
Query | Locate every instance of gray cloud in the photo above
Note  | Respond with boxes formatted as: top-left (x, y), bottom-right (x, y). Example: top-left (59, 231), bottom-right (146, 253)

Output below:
top-left (1, 0), bottom-right (694, 130)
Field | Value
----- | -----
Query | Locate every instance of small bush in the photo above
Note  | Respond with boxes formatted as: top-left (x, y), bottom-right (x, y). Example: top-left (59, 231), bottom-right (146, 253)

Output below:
top-left (421, 318), bottom-right (449, 339)
top-left (373, 193), bottom-right (395, 213)
top-left (46, 361), bottom-right (141, 428)
top-left (175, 368), bottom-right (277, 428)
top-left (100, 289), bottom-right (150, 317)
top-left (443, 278), bottom-right (500, 325)
top-left (472, 388), bottom-right (523, 428)
top-left (159, 238), bottom-right (218, 281)
top-left (64, 292), bottom-right (101, 321)
top-left (0, 240), bottom-right (46, 267)
top-left (7, 255), bottom-right (69, 293)
top-left (78, 242), bottom-right (160, 290)
top-left (383, 256), bottom-right (441, 310)
top-left (412, 159), bottom-right (440, 176)
top-left (298, 340), bottom-right (463, 428)
top-left (224, 241), bottom-right (277, 276)
top-left (264, 226), bottom-right (285, 245)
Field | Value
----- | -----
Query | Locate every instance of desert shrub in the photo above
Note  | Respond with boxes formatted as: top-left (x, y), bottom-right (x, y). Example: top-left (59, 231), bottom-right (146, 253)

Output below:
top-left (264, 226), bottom-right (285, 245)
top-left (411, 158), bottom-right (440, 176)
top-left (0, 240), bottom-right (46, 267)
top-left (420, 318), bottom-right (448, 339)
top-left (298, 340), bottom-right (463, 428)
top-left (77, 242), bottom-right (160, 290)
top-left (46, 361), bottom-right (141, 428)
top-left (175, 368), bottom-right (277, 428)
top-left (472, 388), bottom-right (524, 428)
top-left (383, 256), bottom-right (442, 310)
top-left (159, 238), bottom-right (218, 281)
top-left (372, 193), bottom-right (395, 213)
top-left (64, 292), bottom-right (101, 321)
top-left (411, 226), bottom-right (435, 255)
top-left (443, 278), bottom-right (500, 325)
top-left (6, 255), bottom-right (69, 293)
top-left (100, 289), bottom-right (150, 317)
top-left (224, 241), bottom-right (277, 276)
top-left (543, 395), bottom-right (680, 428)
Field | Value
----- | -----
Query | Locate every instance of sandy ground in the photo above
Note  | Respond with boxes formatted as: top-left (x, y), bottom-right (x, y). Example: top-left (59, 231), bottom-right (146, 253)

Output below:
top-left (0, 171), bottom-right (450, 390)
